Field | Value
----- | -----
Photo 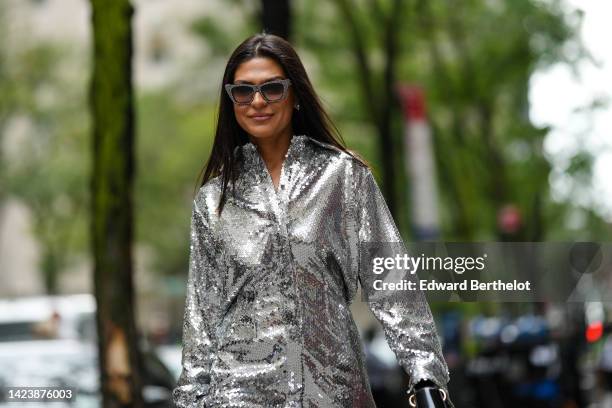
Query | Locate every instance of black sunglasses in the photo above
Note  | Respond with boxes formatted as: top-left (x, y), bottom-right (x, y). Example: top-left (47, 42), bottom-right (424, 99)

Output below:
top-left (225, 78), bottom-right (292, 105)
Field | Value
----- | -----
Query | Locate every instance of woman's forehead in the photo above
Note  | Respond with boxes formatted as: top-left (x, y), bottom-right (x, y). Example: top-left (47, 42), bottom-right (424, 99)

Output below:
top-left (234, 57), bottom-right (285, 83)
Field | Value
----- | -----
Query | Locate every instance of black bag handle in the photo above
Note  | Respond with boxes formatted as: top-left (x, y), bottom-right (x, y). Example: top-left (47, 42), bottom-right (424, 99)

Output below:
top-left (408, 380), bottom-right (448, 408)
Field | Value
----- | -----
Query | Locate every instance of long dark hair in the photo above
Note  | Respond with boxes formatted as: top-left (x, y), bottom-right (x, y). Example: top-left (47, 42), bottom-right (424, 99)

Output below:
top-left (195, 32), bottom-right (368, 215)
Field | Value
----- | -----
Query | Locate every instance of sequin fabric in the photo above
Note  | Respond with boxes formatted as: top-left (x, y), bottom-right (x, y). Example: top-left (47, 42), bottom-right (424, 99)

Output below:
top-left (173, 134), bottom-right (454, 407)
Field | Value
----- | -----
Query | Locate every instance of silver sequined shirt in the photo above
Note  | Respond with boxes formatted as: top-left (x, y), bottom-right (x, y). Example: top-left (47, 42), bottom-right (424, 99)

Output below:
top-left (173, 134), bottom-right (453, 407)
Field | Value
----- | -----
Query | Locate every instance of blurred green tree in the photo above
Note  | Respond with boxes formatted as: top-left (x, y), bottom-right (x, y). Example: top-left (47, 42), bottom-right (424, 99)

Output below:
top-left (292, 0), bottom-right (608, 241)
top-left (134, 92), bottom-right (216, 278)
top-left (0, 2), bottom-right (89, 294)
top-left (332, 0), bottom-right (405, 218)
top-left (0, 3), bottom-right (8, 205)
top-left (411, 0), bottom-right (576, 241)
top-left (2, 55), bottom-right (90, 294)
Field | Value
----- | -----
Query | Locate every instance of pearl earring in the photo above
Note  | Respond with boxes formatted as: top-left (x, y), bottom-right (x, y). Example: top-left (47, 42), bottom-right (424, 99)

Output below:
top-left (294, 103), bottom-right (300, 111)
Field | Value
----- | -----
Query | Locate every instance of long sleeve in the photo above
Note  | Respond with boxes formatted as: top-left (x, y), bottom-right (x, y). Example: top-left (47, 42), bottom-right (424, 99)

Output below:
top-left (354, 165), bottom-right (454, 406)
top-left (173, 196), bottom-right (223, 408)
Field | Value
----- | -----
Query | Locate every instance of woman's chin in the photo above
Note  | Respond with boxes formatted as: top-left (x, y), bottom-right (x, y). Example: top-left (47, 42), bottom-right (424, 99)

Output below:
top-left (248, 129), bottom-right (277, 140)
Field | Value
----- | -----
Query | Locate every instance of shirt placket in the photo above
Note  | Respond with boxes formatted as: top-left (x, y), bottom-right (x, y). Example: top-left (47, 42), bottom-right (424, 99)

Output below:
top-left (254, 141), bottom-right (306, 404)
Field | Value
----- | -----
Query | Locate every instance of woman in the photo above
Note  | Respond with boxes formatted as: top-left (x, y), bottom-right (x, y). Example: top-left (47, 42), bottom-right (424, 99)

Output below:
top-left (173, 33), bottom-right (454, 408)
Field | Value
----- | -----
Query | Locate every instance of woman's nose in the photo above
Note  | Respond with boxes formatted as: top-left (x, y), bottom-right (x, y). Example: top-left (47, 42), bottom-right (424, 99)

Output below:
top-left (252, 90), bottom-right (267, 106)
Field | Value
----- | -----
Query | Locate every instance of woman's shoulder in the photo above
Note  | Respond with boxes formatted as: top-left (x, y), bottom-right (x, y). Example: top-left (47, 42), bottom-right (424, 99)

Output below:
top-left (304, 135), bottom-right (370, 172)
top-left (193, 176), bottom-right (223, 219)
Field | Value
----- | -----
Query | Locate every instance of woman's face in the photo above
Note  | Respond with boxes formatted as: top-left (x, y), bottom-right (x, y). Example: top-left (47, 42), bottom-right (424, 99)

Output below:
top-left (231, 57), bottom-right (295, 142)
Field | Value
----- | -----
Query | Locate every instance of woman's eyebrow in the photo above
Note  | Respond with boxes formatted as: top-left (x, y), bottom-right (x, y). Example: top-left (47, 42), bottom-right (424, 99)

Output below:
top-left (234, 76), bottom-right (285, 84)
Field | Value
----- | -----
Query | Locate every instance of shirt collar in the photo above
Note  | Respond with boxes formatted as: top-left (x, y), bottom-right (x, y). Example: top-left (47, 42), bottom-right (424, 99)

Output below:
top-left (237, 134), bottom-right (308, 159)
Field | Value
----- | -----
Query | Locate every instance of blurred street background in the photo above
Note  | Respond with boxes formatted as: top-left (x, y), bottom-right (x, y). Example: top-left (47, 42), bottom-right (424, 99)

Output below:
top-left (0, 0), bottom-right (611, 407)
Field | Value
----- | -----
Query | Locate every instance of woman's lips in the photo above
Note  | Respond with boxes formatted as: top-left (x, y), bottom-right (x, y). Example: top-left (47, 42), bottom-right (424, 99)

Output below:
top-left (250, 114), bottom-right (273, 122)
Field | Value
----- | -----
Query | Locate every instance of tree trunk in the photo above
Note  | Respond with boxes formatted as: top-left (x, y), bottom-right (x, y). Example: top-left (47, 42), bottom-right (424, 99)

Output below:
top-left (260, 0), bottom-right (292, 41)
top-left (89, 1), bottom-right (143, 407)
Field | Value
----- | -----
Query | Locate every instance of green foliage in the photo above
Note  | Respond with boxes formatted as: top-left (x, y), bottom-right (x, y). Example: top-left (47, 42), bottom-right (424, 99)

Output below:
top-left (191, 17), bottom-right (238, 57)
top-left (0, 5), bottom-right (64, 205)
top-left (190, 6), bottom-right (259, 59)
top-left (135, 91), bottom-right (217, 277)
top-left (416, 0), bottom-right (610, 240)
top-left (293, 0), bottom-right (609, 241)
top-left (1, 39), bottom-right (90, 293)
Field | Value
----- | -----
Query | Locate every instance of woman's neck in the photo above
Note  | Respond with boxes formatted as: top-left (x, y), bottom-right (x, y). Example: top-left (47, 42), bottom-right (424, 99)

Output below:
top-left (251, 129), bottom-right (293, 172)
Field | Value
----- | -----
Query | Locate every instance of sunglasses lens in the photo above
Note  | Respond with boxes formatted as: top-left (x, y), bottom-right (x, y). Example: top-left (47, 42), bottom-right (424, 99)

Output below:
top-left (261, 82), bottom-right (285, 101)
top-left (231, 86), bottom-right (254, 103)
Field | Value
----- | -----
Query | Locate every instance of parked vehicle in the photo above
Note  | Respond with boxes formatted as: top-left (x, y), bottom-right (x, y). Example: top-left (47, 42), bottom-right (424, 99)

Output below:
top-left (0, 294), bottom-right (175, 407)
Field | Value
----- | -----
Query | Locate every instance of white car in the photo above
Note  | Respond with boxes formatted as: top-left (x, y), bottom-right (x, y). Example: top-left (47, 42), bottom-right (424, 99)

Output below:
top-left (0, 294), bottom-right (174, 407)
top-left (0, 294), bottom-right (96, 343)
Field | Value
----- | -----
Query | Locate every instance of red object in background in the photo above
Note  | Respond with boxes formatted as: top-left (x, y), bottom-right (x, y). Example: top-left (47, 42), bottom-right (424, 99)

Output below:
top-left (396, 85), bottom-right (426, 120)
top-left (586, 321), bottom-right (603, 343)
top-left (498, 204), bottom-right (522, 234)
top-left (396, 84), bottom-right (440, 240)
